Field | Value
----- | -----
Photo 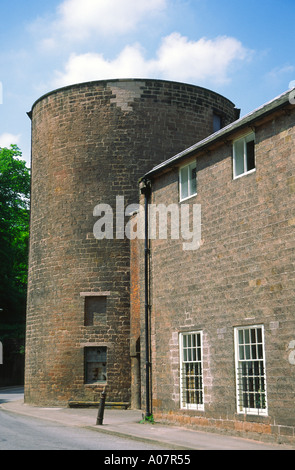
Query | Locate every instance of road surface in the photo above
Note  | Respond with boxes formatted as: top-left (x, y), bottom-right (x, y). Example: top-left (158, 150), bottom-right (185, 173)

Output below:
top-left (0, 387), bottom-right (168, 451)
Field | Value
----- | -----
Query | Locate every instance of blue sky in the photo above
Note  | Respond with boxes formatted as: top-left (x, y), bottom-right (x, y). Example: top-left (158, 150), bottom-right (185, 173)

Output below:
top-left (0, 0), bottom-right (294, 166)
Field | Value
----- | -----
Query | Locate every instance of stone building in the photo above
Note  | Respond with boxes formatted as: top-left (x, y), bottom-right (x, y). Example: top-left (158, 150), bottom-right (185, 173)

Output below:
top-left (25, 79), bottom-right (238, 406)
top-left (136, 89), bottom-right (295, 444)
top-left (25, 77), bottom-right (295, 444)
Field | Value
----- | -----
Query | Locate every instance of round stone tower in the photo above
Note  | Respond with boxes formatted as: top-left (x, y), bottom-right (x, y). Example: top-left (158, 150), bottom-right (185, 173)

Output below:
top-left (25, 79), bottom-right (238, 406)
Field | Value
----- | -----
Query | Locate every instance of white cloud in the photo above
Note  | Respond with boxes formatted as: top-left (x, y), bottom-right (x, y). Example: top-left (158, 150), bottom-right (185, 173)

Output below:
top-left (53, 33), bottom-right (251, 88)
top-left (267, 64), bottom-right (295, 82)
top-left (42, 0), bottom-right (167, 46)
top-left (0, 133), bottom-right (21, 148)
top-left (53, 44), bottom-right (148, 86)
top-left (154, 33), bottom-right (251, 83)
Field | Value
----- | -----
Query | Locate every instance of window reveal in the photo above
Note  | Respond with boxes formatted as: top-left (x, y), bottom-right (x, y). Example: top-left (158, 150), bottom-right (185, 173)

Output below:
top-left (84, 296), bottom-right (107, 326)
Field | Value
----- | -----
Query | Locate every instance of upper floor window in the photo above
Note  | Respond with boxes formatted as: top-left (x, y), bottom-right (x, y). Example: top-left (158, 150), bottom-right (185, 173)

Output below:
top-left (179, 161), bottom-right (197, 201)
top-left (213, 113), bottom-right (222, 133)
top-left (84, 296), bottom-right (107, 327)
top-left (233, 132), bottom-right (255, 179)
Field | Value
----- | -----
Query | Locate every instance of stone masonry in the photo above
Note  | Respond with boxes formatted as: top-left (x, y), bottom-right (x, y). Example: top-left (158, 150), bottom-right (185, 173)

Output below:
top-left (25, 79), bottom-right (238, 405)
top-left (140, 92), bottom-right (295, 444)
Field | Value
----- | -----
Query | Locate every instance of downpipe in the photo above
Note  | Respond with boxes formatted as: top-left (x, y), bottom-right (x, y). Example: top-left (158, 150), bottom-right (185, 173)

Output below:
top-left (140, 178), bottom-right (152, 418)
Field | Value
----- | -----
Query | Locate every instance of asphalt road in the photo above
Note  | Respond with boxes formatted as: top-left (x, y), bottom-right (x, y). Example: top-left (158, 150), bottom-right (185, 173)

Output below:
top-left (1, 388), bottom-right (290, 452)
top-left (0, 386), bottom-right (24, 404)
top-left (0, 388), bottom-right (167, 451)
top-left (0, 410), bottom-right (173, 450)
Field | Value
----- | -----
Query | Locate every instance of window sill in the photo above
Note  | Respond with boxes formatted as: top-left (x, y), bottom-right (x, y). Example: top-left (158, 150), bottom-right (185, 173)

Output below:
top-left (181, 405), bottom-right (205, 411)
top-left (236, 409), bottom-right (268, 417)
top-left (233, 168), bottom-right (256, 180)
top-left (179, 192), bottom-right (197, 203)
top-left (85, 382), bottom-right (107, 387)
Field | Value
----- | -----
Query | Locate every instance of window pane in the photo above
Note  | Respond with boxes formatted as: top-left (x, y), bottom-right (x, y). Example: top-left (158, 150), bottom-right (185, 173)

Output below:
top-left (245, 329), bottom-right (250, 344)
top-left (190, 165), bottom-right (197, 195)
top-left (180, 167), bottom-right (188, 200)
top-left (251, 344), bottom-right (257, 359)
top-left (85, 347), bottom-right (107, 384)
top-left (246, 140), bottom-right (255, 171)
top-left (238, 330), bottom-right (244, 345)
top-left (234, 133), bottom-right (255, 178)
top-left (180, 163), bottom-right (196, 200)
top-left (239, 345), bottom-right (244, 360)
top-left (234, 139), bottom-right (245, 176)
top-left (213, 114), bottom-right (222, 132)
top-left (192, 348), bottom-right (196, 361)
top-left (245, 344), bottom-right (251, 360)
top-left (86, 362), bottom-right (107, 383)
top-left (187, 349), bottom-right (191, 361)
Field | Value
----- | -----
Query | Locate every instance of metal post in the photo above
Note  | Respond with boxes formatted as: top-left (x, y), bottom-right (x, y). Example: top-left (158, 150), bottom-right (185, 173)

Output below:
top-left (96, 389), bottom-right (107, 425)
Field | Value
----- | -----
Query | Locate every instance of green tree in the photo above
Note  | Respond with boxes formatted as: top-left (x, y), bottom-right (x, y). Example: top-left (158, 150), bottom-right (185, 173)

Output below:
top-left (0, 145), bottom-right (30, 382)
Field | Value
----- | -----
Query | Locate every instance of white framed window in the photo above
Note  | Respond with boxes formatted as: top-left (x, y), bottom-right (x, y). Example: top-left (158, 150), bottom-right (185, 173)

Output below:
top-left (234, 325), bottom-right (268, 416)
top-left (179, 161), bottom-right (197, 201)
top-left (179, 331), bottom-right (204, 410)
top-left (233, 132), bottom-right (255, 179)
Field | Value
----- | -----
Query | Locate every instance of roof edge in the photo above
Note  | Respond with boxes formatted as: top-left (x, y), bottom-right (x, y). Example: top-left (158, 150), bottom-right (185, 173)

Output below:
top-left (144, 88), bottom-right (293, 179)
top-left (28, 77), bottom-right (236, 116)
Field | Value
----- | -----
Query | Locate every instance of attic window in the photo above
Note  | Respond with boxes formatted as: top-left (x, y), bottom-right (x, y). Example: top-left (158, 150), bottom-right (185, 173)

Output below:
top-left (233, 132), bottom-right (255, 179)
top-left (179, 161), bottom-right (197, 201)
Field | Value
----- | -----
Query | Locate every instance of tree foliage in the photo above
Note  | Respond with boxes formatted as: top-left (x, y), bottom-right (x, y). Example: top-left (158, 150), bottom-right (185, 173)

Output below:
top-left (0, 145), bottom-right (30, 324)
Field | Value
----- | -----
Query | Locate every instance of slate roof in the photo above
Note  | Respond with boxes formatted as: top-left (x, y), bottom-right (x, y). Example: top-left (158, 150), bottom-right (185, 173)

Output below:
top-left (144, 88), bottom-right (293, 179)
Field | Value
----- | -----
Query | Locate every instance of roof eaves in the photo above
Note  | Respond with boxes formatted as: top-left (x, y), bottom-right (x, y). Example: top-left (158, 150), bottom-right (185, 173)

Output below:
top-left (144, 88), bottom-right (292, 179)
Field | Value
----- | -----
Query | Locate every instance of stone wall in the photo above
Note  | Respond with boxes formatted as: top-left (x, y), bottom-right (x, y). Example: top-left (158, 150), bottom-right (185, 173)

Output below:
top-left (145, 107), bottom-right (295, 444)
top-left (25, 79), bottom-right (237, 405)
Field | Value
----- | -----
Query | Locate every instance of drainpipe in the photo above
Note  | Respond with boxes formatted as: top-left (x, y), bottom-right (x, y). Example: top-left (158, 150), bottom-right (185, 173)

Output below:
top-left (140, 178), bottom-right (152, 417)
